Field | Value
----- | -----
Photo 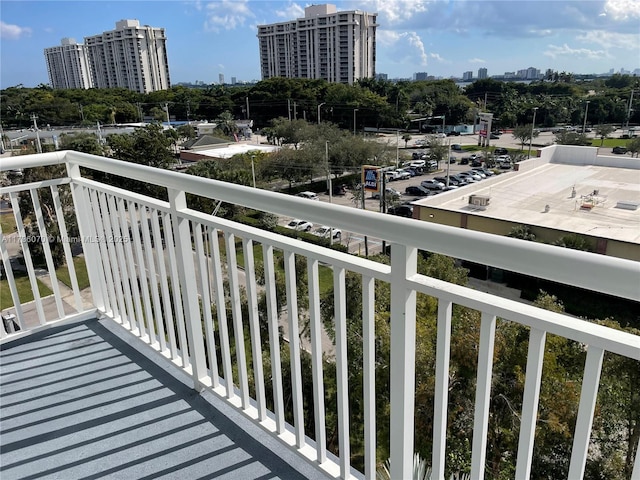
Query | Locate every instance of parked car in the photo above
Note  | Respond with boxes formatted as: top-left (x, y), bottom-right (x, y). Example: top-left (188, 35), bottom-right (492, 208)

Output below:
top-left (459, 158), bottom-right (470, 165)
top-left (447, 131), bottom-right (461, 136)
top-left (405, 185), bottom-right (432, 196)
top-left (407, 166), bottom-right (424, 176)
top-left (329, 184), bottom-right (347, 196)
top-left (420, 179), bottom-right (445, 190)
top-left (490, 132), bottom-right (500, 139)
top-left (313, 225), bottom-right (342, 240)
top-left (449, 174), bottom-right (469, 185)
top-left (284, 219), bottom-right (313, 231)
top-left (473, 167), bottom-right (494, 177)
top-left (449, 157), bottom-right (457, 163)
top-left (494, 147), bottom-right (509, 155)
top-left (451, 144), bottom-right (462, 151)
top-left (467, 169), bottom-right (486, 178)
top-left (373, 187), bottom-right (401, 199)
top-left (296, 191), bottom-right (319, 200)
top-left (409, 159), bottom-right (426, 168)
top-left (387, 205), bottom-right (414, 218)
top-left (457, 172), bottom-right (479, 183)
top-left (393, 169), bottom-right (412, 180)
top-left (384, 170), bottom-right (400, 182)
top-left (434, 176), bottom-right (460, 187)
top-left (612, 146), bottom-right (628, 154)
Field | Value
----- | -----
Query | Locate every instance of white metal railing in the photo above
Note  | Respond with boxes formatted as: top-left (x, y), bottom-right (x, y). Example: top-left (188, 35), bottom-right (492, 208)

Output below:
top-left (1, 151), bottom-right (639, 480)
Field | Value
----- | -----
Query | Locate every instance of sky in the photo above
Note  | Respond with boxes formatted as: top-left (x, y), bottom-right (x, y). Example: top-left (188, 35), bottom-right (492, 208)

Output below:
top-left (1, 0), bottom-right (639, 89)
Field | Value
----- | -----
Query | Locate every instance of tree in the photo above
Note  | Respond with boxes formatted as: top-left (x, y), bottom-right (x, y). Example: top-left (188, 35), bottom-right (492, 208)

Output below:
top-left (58, 132), bottom-right (106, 155)
top-left (553, 233), bottom-right (593, 251)
top-left (508, 225), bottom-right (536, 241)
top-left (554, 131), bottom-right (590, 146)
top-left (627, 137), bottom-right (640, 158)
top-left (402, 133), bottom-right (412, 147)
top-left (512, 124), bottom-right (539, 150)
top-left (595, 124), bottom-right (616, 146)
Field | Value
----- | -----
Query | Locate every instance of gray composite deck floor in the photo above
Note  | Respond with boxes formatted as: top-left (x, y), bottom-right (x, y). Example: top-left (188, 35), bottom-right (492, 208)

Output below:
top-left (0, 318), bottom-right (331, 480)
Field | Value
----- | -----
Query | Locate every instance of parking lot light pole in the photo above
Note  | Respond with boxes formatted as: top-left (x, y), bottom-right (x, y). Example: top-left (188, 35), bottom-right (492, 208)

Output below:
top-left (353, 108), bottom-right (359, 135)
top-left (582, 101), bottom-right (590, 134)
top-left (318, 103), bottom-right (325, 125)
top-left (528, 107), bottom-right (538, 158)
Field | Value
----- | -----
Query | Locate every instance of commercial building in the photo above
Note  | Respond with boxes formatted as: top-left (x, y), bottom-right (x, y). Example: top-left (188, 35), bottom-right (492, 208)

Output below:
top-left (44, 38), bottom-right (94, 89)
top-left (257, 4), bottom-right (377, 84)
top-left (85, 19), bottom-right (170, 93)
top-left (411, 145), bottom-right (640, 262)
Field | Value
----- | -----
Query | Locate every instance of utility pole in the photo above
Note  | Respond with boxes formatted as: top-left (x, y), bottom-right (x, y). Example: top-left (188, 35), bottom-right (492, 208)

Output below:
top-left (288, 99), bottom-right (292, 122)
top-left (528, 107), bottom-right (538, 158)
top-left (293, 102), bottom-right (297, 120)
top-left (317, 103), bottom-right (325, 125)
top-left (77, 104), bottom-right (84, 123)
top-left (626, 89), bottom-right (635, 130)
top-left (31, 114), bottom-right (42, 153)
top-left (245, 96), bottom-right (250, 120)
top-left (326, 141), bottom-right (334, 245)
top-left (164, 102), bottom-right (171, 128)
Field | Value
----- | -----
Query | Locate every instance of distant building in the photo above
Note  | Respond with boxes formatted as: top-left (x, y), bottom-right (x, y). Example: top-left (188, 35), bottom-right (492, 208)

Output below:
top-left (257, 4), bottom-right (377, 85)
top-left (85, 19), bottom-right (170, 93)
top-left (462, 71), bottom-right (473, 81)
top-left (478, 67), bottom-right (488, 79)
top-left (44, 38), bottom-right (94, 89)
top-left (231, 77), bottom-right (237, 85)
top-left (219, 74), bottom-right (225, 85)
top-left (415, 72), bottom-right (429, 81)
top-left (376, 73), bottom-right (388, 81)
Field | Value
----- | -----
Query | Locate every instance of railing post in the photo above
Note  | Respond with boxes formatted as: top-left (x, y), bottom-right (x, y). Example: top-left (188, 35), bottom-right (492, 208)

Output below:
top-left (67, 163), bottom-right (105, 312)
top-left (390, 243), bottom-right (417, 480)
top-left (168, 188), bottom-right (207, 390)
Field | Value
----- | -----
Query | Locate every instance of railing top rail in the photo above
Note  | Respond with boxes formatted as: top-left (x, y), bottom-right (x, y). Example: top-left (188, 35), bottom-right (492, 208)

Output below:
top-left (4, 151), bottom-right (639, 301)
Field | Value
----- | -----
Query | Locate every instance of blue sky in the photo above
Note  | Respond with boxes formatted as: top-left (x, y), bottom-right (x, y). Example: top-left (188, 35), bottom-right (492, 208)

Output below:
top-left (1, 0), bottom-right (639, 88)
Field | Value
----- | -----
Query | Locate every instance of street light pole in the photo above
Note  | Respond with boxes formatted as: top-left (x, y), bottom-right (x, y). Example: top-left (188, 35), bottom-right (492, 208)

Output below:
top-left (251, 154), bottom-right (256, 188)
top-left (318, 103), bottom-right (325, 125)
top-left (582, 101), bottom-right (590, 134)
top-left (528, 107), bottom-right (538, 158)
top-left (353, 108), bottom-right (359, 135)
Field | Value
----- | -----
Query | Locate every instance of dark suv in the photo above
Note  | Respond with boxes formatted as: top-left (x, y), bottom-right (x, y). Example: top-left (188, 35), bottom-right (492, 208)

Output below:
top-left (613, 146), bottom-right (628, 154)
top-left (494, 147), bottom-right (508, 155)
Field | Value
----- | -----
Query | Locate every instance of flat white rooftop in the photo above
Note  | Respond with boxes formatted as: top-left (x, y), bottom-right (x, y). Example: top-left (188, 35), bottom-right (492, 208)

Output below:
top-left (193, 143), bottom-right (279, 159)
top-left (414, 152), bottom-right (640, 245)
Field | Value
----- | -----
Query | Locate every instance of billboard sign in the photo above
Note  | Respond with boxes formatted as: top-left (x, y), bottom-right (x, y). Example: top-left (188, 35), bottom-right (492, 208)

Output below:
top-left (362, 165), bottom-right (380, 192)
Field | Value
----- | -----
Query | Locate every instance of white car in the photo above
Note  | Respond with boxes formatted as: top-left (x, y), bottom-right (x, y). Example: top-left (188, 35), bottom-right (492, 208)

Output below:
top-left (296, 191), bottom-right (319, 200)
top-left (420, 179), bottom-right (445, 190)
top-left (373, 187), bottom-right (401, 199)
top-left (409, 160), bottom-right (426, 168)
top-left (313, 226), bottom-right (342, 240)
top-left (284, 219), bottom-right (313, 231)
top-left (393, 169), bottom-right (412, 180)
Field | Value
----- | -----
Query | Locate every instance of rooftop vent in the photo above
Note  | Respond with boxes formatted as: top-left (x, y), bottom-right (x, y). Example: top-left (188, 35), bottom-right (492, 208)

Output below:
top-left (615, 201), bottom-right (640, 211)
top-left (469, 194), bottom-right (491, 207)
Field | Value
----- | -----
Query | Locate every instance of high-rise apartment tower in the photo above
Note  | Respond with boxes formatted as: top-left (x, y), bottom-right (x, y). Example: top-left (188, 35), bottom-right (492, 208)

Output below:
top-left (257, 4), bottom-right (377, 84)
top-left (44, 38), bottom-right (94, 89)
top-left (84, 20), bottom-right (170, 93)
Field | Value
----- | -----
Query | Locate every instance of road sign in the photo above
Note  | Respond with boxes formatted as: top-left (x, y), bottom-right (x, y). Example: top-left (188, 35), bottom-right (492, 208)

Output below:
top-left (362, 165), bottom-right (380, 192)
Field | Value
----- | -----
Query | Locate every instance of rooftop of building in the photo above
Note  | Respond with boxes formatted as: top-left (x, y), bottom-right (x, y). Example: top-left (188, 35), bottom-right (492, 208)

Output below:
top-left (412, 146), bottom-right (640, 245)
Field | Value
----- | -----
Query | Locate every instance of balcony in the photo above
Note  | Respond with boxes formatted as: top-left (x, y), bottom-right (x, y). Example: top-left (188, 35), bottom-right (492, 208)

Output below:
top-left (1, 151), bottom-right (639, 480)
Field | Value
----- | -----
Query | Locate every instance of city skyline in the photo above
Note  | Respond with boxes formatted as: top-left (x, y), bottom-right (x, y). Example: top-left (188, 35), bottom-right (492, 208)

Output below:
top-left (1, 0), bottom-right (639, 89)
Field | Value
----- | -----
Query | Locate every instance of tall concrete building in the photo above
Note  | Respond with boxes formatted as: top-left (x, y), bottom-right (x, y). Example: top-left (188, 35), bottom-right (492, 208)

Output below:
top-left (257, 4), bottom-right (377, 85)
top-left (44, 38), bottom-right (94, 89)
top-left (85, 20), bottom-right (170, 93)
top-left (478, 67), bottom-right (488, 79)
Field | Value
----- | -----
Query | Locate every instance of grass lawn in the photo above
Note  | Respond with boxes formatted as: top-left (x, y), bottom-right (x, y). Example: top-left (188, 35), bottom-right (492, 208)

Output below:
top-left (590, 138), bottom-right (630, 148)
top-left (1, 274), bottom-right (53, 310)
top-left (0, 213), bottom-right (17, 234)
top-left (55, 256), bottom-right (90, 290)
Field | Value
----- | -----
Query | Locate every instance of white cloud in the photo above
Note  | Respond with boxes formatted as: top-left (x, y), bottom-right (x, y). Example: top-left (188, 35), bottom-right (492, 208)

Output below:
top-left (577, 30), bottom-right (640, 49)
top-left (275, 2), bottom-right (305, 19)
top-left (544, 43), bottom-right (609, 60)
top-left (0, 21), bottom-right (31, 40)
top-left (429, 52), bottom-right (445, 62)
top-left (603, 0), bottom-right (640, 20)
top-left (204, 0), bottom-right (254, 32)
top-left (376, 29), bottom-right (429, 67)
top-left (469, 58), bottom-right (486, 64)
top-left (362, 0), bottom-right (432, 25)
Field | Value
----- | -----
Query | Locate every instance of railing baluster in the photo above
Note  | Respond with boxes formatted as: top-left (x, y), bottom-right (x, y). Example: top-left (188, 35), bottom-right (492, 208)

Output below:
top-left (204, 226), bottom-right (220, 388)
top-left (127, 202), bottom-right (153, 341)
top-left (390, 243), bottom-right (418, 480)
top-left (263, 243), bottom-right (284, 433)
top-left (105, 194), bottom-right (135, 330)
top-left (115, 198), bottom-right (145, 336)
top-left (243, 237), bottom-right (266, 420)
top-left (168, 188), bottom-right (206, 389)
top-left (50, 185), bottom-right (83, 312)
top-left (162, 208), bottom-right (189, 368)
top-left (68, 175), bottom-right (105, 312)
top-left (334, 266), bottom-right (351, 478)
top-left (139, 206), bottom-right (162, 340)
top-left (307, 258), bottom-right (327, 463)
top-left (30, 187), bottom-right (65, 319)
top-left (471, 312), bottom-right (497, 479)
top-left (433, 298), bottom-right (453, 479)
top-left (568, 345), bottom-right (604, 479)
top-left (195, 224), bottom-right (218, 388)
top-left (9, 192), bottom-right (46, 325)
top-left (284, 249), bottom-right (305, 449)
top-left (97, 192), bottom-right (127, 324)
top-left (515, 328), bottom-right (547, 479)
top-left (156, 211), bottom-right (176, 355)
top-left (225, 232), bottom-right (250, 409)
top-left (362, 274), bottom-right (376, 480)
top-left (148, 208), bottom-right (170, 344)
top-left (209, 227), bottom-right (234, 399)
top-left (0, 227), bottom-right (25, 326)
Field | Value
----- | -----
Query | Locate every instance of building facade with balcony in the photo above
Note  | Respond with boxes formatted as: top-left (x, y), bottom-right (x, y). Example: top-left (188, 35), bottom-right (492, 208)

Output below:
top-left (44, 38), bottom-right (94, 89)
top-left (1, 150), bottom-right (639, 479)
top-left (257, 4), bottom-right (377, 85)
top-left (84, 19), bottom-right (170, 94)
